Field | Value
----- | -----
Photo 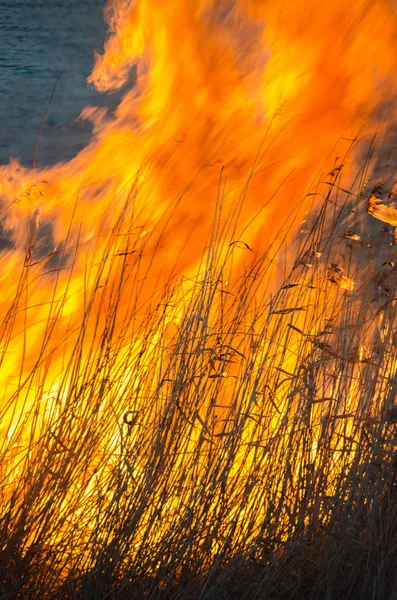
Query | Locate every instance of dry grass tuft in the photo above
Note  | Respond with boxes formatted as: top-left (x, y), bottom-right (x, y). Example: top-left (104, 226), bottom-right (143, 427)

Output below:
top-left (2, 149), bottom-right (397, 599)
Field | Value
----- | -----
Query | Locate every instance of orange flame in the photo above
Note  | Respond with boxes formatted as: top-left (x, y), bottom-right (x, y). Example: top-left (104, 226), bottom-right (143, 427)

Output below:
top-left (2, 0), bottom-right (397, 588)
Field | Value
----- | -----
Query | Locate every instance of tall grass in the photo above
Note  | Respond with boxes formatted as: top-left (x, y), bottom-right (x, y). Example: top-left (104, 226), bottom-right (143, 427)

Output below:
top-left (1, 149), bottom-right (397, 600)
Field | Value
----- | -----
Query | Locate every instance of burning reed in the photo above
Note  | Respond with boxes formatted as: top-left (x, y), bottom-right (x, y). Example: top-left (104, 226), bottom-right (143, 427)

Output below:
top-left (2, 0), bottom-right (397, 598)
top-left (1, 154), bottom-right (397, 599)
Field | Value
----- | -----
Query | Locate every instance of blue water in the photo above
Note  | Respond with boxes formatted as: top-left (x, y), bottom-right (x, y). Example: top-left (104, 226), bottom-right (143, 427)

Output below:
top-left (0, 0), bottom-right (114, 166)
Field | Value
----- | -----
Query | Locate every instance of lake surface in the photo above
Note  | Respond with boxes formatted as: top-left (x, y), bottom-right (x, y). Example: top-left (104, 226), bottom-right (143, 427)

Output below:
top-left (0, 0), bottom-right (110, 166)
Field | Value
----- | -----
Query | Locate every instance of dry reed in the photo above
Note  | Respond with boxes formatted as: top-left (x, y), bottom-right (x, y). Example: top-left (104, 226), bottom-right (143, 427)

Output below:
top-left (1, 146), bottom-right (397, 600)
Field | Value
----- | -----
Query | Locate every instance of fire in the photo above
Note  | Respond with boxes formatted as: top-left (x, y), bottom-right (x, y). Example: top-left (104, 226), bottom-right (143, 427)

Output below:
top-left (2, 0), bottom-right (397, 595)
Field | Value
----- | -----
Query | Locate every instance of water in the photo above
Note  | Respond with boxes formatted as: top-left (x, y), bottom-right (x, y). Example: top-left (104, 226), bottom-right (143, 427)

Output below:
top-left (0, 0), bottom-right (112, 167)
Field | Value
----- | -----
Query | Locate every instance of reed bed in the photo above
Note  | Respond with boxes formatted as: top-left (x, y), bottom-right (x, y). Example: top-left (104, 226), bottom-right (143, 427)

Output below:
top-left (1, 150), bottom-right (397, 599)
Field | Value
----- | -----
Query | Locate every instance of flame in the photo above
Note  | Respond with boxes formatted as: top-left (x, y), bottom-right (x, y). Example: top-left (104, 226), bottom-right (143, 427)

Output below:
top-left (2, 0), bottom-right (397, 592)
top-left (368, 194), bottom-right (397, 226)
